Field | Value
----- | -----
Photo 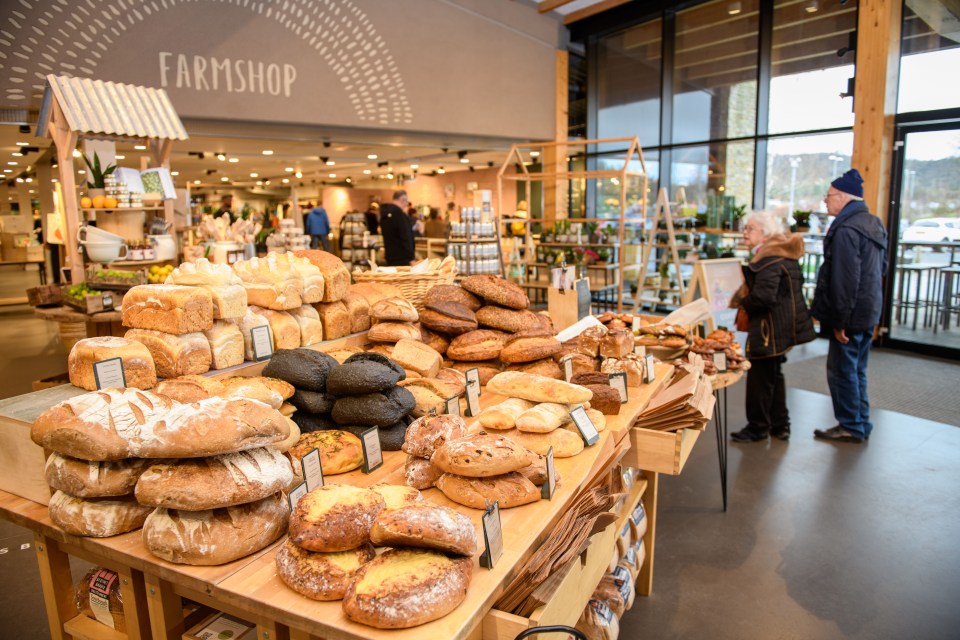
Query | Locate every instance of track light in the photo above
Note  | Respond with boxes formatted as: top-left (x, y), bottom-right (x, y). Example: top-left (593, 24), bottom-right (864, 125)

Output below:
top-left (19, 125), bottom-right (30, 134)
top-left (727, 2), bottom-right (741, 15)
top-left (323, 141), bottom-right (331, 148)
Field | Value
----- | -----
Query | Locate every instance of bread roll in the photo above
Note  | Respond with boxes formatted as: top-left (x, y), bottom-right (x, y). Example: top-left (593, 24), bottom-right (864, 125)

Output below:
top-left (164, 258), bottom-right (247, 319)
top-left (203, 321), bottom-right (245, 370)
top-left (45, 453), bottom-right (152, 498)
top-left (435, 472), bottom-right (540, 509)
top-left (287, 430), bottom-right (364, 475)
top-left (477, 398), bottom-right (536, 431)
top-left (341, 291), bottom-right (371, 333)
top-left (516, 402), bottom-right (572, 433)
top-left (420, 302), bottom-right (478, 336)
top-left (461, 275), bottom-right (528, 309)
top-left (370, 297), bottom-right (419, 323)
top-left (487, 371), bottom-right (593, 404)
top-left (431, 432), bottom-right (531, 478)
top-left (475, 306), bottom-right (542, 333)
top-left (370, 504), bottom-right (476, 556)
top-left (446, 330), bottom-right (505, 362)
top-left (232, 253), bottom-right (304, 310)
top-left (422, 284), bottom-right (482, 311)
top-left (154, 375), bottom-right (225, 403)
top-left (143, 492), bottom-right (289, 565)
top-left (124, 329), bottom-right (212, 378)
top-left (249, 306), bottom-right (301, 350)
top-left (121, 284), bottom-right (214, 334)
top-left (313, 301), bottom-right (350, 339)
top-left (369, 483), bottom-right (423, 511)
top-left (287, 305), bottom-right (324, 346)
top-left (288, 484), bottom-right (386, 552)
top-left (367, 321), bottom-right (420, 343)
top-left (401, 413), bottom-right (467, 458)
top-left (404, 455), bottom-right (442, 490)
top-left (293, 250), bottom-right (349, 301)
top-left (220, 376), bottom-right (294, 410)
top-left (48, 491), bottom-right (153, 537)
top-left (390, 339), bottom-right (442, 378)
top-left (68, 337), bottom-right (157, 391)
top-left (508, 428), bottom-right (584, 458)
top-left (500, 332), bottom-right (562, 364)
top-left (342, 549), bottom-right (472, 629)
top-left (276, 539), bottom-right (375, 601)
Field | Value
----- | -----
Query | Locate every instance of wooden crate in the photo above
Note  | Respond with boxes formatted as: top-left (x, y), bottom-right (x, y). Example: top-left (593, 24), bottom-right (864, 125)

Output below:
top-left (26, 285), bottom-right (62, 308)
top-left (32, 373), bottom-right (70, 392)
top-left (63, 291), bottom-right (116, 314)
top-left (624, 426), bottom-right (702, 475)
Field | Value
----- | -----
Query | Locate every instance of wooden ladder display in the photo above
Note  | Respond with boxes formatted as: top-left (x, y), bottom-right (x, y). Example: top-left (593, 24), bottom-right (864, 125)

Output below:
top-left (632, 188), bottom-right (685, 312)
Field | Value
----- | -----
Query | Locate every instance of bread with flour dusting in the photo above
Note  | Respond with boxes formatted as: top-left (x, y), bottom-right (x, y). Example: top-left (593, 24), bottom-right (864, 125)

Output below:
top-left (142, 492), bottom-right (289, 565)
top-left (48, 490), bottom-right (153, 537)
top-left (370, 503), bottom-right (476, 556)
top-left (135, 447), bottom-right (294, 510)
top-left (31, 389), bottom-right (290, 461)
top-left (276, 539), bottom-right (375, 601)
top-left (44, 453), bottom-right (153, 498)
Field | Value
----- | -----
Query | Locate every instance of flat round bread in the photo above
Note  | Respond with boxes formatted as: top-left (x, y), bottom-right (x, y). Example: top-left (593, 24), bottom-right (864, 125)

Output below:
top-left (370, 503), bottom-right (477, 556)
top-left (288, 430), bottom-right (363, 475)
top-left (275, 539), bottom-right (375, 601)
top-left (289, 484), bottom-right (386, 552)
top-left (370, 483), bottom-right (423, 511)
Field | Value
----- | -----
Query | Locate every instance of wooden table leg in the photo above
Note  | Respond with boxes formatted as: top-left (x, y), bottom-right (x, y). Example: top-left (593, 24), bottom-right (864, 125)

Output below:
top-left (637, 471), bottom-right (659, 597)
top-left (34, 534), bottom-right (76, 640)
top-left (145, 573), bottom-right (184, 640)
top-left (256, 619), bottom-right (290, 640)
top-left (117, 568), bottom-right (152, 640)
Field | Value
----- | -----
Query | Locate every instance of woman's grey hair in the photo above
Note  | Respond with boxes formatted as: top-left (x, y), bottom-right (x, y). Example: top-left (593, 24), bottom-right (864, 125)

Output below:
top-left (742, 210), bottom-right (785, 238)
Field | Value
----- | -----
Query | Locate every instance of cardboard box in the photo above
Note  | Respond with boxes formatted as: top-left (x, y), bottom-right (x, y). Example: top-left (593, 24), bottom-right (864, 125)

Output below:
top-left (26, 245), bottom-right (43, 261)
top-left (184, 613), bottom-right (256, 640)
top-left (0, 215), bottom-right (33, 234)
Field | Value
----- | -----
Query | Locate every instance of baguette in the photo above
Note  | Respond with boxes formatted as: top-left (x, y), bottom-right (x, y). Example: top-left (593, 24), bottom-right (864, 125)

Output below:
top-left (48, 491), bottom-right (153, 537)
top-left (486, 371), bottom-right (593, 404)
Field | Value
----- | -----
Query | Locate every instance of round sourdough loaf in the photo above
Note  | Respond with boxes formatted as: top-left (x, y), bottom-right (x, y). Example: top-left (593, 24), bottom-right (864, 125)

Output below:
top-left (435, 367), bottom-right (466, 397)
top-left (404, 455), bottom-right (442, 490)
top-left (446, 360), bottom-right (502, 386)
top-left (48, 490), bottom-right (153, 537)
top-left (370, 483), bottom-right (423, 511)
top-left (289, 484), bottom-right (386, 552)
top-left (475, 306), bottom-right (542, 333)
top-left (499, 331), bottom-right (562, 364)
top-left (418, 325), bottom-right (451, 355)
top-left (287, 430), bottom-right (363, 475)
top-left (367, 321), bottom-right (420, 343)
top-left (142, 492), bottom-right (289, 565)
top-left (422, 284), bottom-right (482, 312)
top-left (370, 297), bottom-right (419, 323)
top-left (44, 453), bottom-right (152, 498)
top-left (342, 548), bottom-right (472, 629)
top-left (461, 275), bottom-right (528, 310)
top-left (155, 375), bottom-right (225, 403)
top-left (276, 539), bottom-right (375, 601)
top-left (326, 361), bottom-right (403, 396)
top-left (419, 302), bottom-right (478, 336)
top-left (331, 387), bottom-right (415, 427)
top-left (430, 431), bottom-right (531, 477)
top-left (435, 472), bottom-right (541, 509)
top-left (262, 348), bottom-right (340, 392)
top-left (68, 336), bottom-right (157, 391)
top-left (506, 358), bottom-right (563, 380)
top-left (446, 330), bottom-right (506, 361)
top-left (401, 413), bottom-right (467, 458)
top-left (289, 389), bottom-right (336, 414)
top-left (370, 503), bottom-right (477, 556)
top-left (134, 447), bottom-right (294, 510)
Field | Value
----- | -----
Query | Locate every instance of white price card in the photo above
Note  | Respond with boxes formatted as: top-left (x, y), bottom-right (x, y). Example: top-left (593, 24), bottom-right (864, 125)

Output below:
top-left (634, 344), bottom-right (647, 357)
top-left (479, 502), bottom-right (503, 569)
top-left (300, 448), bottom-right (324, 492)
top-left (445, 396), bottom-right (461, 417)
top-left (287, 482), bottom-right (308, 510)
top-left (713, 351), bottom-right (728, 373)
top-left (645, 354), bottom-right (656, 384)
top-left (251, 325), bottom-right (274, 361)
top-left (562, 355), bottom-right (574, 382)
top-left (465, 368), bottom-right (481, 417)
top-left (550, 266), bottom-right (577, 292)
top-left (569, 406), bottom-right (600, 446)
top-left (608, 372), bottom-right (628, 403)
top-left (541, 447), bottom-right (557, 500)
top-left (632, 316), bottom-right (641, 332)
top-left (93, 358), bottom-right (126, 390)
top-left (102, 293), bottom-right (114, 309)
top-left (360, 426), bottom-right (383, 473)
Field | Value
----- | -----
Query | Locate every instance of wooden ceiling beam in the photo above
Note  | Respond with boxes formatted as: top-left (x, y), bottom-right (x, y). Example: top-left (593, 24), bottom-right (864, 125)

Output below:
top-left (565, 0), bottom-right (633, 25)
top-left (539, 0), bottom-right (577, 14)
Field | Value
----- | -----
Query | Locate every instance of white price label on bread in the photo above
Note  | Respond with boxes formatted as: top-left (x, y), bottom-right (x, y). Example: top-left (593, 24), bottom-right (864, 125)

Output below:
top-left (301, 448), bottom-right (324, 492)
top-left (608, 372), bottom-right (628, 403)
top-left (562, 355), bottom-right (573, 382)
top-left (645, 354), bottom-right (656, 384)
top-left (465, 368), bottom-right (481, 417)
top-left (288, 482), bottom-right (308, 510)
top-left (361, 426), bottom-right (383, 473)
top-left (93, 358), bottom-right (126, 390)
top-left (569, 406), bottom-right (600, 446)
top-left (480, 502), bottom-right (503, 569)
top-left (444, 396), bottom-right (461, 417)
top-left (713, 351), bottom-right (728, 373)
top-left (251, 325), bottom-right (274, 361)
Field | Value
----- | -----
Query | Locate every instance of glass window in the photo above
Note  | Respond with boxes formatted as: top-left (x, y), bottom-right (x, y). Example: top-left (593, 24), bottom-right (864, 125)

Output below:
top-left (597, 19), bottom-right (662, 149)
top-left (764, 131), bottom-right (853, 220)
top-left (898, 1), bottom-right (960, 113)
top-left (671, 141), bottom-right (755, 216)
top-left (593, 150), bottom-right (659, 220)
top-left (672, 0), bottom-right (758, 144)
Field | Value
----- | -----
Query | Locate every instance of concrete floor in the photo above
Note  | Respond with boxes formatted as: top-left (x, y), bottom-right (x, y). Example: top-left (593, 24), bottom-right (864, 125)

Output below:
top-left (1, 268), bottom-right (959, 639)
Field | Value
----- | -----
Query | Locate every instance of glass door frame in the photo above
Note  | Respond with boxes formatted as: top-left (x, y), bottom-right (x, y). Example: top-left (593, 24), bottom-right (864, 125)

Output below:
top-left (879, 114), bottom-right (960, 359)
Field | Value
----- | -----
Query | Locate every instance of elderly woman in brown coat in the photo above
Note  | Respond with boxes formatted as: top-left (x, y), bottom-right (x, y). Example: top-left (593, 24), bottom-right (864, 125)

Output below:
top-left (730, 210), bottom-right (816, 443)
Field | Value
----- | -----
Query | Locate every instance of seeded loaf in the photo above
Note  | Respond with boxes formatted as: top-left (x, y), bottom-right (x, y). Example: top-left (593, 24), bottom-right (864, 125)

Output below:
top-left (461, 275), bottom-right (528, 309)
top-left (313, 301), bottom-right (350, 339)
top-left (48, 491), bottom-right (153, 537)
top-left (124, 329), bottom-right (212, 378)
top-left (477, 398), bottom-right (536, 431)
top-left (341, 291), bottom-right (371, 333)
top-left (390, 338), bottom-right (442, 377)
top-left (121, 284), bottom-right (214, 334)
top-left (143, 492), bottom-right (289, 565)
top-left (163, 258), bottom-right (247, 319)
top-left (287, 430), bottom-right (364, 475)
top-left (44, 453), bottom-right (152, 498)
top-left (342, 549), bottom-right (472, 629)
top-left (431, 431), bottom-right (531, 477)
top-left (404, 455), bottom-right (442, 490)
top-left (435, 472), bottom-right (540, 509)
top-left (68, 337), bottom-right (157, 391)
top-left (422, 284), bottom-right (482, 311)
top-left (288, 484), bottom-right (386, 552)
top-left (276, 540), bottom-right (376, 601)
top-left (370, 503), bottom-right (477, 556)
top-left (486, 371), bottom-right (593, 404)
top-left (419, 301), bottom-right (478, 335)
top-left (401, 413), bottom-right (467, 458)
top-left (293, 249), bottom-right (350, 301)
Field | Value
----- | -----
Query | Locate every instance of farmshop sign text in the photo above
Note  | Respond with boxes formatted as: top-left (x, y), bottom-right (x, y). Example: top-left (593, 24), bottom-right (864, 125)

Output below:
top-left (159, 52), bottom-right (298, 97)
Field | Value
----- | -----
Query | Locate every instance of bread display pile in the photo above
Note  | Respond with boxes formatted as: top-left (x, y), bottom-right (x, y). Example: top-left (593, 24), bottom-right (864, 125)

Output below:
top-left (689, 329), bottom-right (747, 372)
top-left (366, 296), bottom-right (421, 348)
top-left (67, 336), bottom-right (158, 391)
top-left (400, 413), bottom-right (467, 490)
top-left (32, 388), bottom-right (292, 563)
top-left (154, 374), bottom-right (298, 423)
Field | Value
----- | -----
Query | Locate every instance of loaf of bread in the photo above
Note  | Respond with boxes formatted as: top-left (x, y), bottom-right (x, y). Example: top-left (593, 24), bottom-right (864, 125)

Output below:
top-left (124, 329), bottom-right (212, 378)
top-left (202, 321), bottom-right (244, 370)
top-left (370, 483), bottom-right (423, 511)
top-left (577, 325), bottom-right (609, 357)
top-left (600, 329), bottom-right (634, 359)
top-left (142, 492), bottom-right (289, 565)
top-left (347, 282), bottom-right (403, 308)
top-left (74, 567), bottom-right (126, 632)
top-left (370, 297), bottom-right (419, 323)
top-left (586, 408), bottom-right (607, 432)
top-left (576, 598), bottom-right (620, 640)
top-left (48, 491), bottom-right (153, 537)
top-left (327, 361), bottom-right (403, 397)
top-left (121, 285), bottom-right (214, 334)
top-left (341, 291), bottom-right (371, 333)
top-left (331, 387), bottom-right (415, 427)
top-left (288, 484), bottom-right (386, 552)
top-left (404, 455), bottom-right (442, 490)
top-left (220, 376), bottom-right (294, 410)
top-left (313, 301), bottom-right (350, 339)
top-left (435, 472), bottom-right (540, 509)
top-left (154, 375), bottom-right (224, 403)
top-left (475, 306), bottom-right (542, 333)
top-left (500, 331), bottom-right (562, 364)
top-left (275, 539), bottom-right (375, 601)
top-left (68, 337), bottom-right (157, 391)
top-left (435, 368), bottom-right (466, 397)
top-left (517, 452), bottom-right (555, 486)
top-left (287, 430), bottom-right (364, 475)
top-left (401, 413), bottom-right (466, 458)
top-left (323, 346), bottom-right (365, 364)
top-left (273, 417), bottom-right (301, 453)
top-left (508, 428), bottom-right (585, 457)
top-left (293, 250), bottom-right (349, 301)
top-left (228, 308), bottom-right (271, 361)
top-left (570, 372), bottom-right (609, 387)
top-left (431, 432), bottom-right (531, 477)
top-left (516, 402), bottom-right (572, 433)
top-left (461, 275), bottom-right (528, 309)
top-left (32, 390), bottom-right (290, 460)
top-left (487, 371), bottom-right (593, 404)
top-left (446, 330), bottom-right (505, 361)
top-left (600, 356), bottom-right (644, 387)
top-left (164, 258), bottom-right (247, 319)
top-left (506, 357), bottom-right (563, 380)
top-left (422, 284), bottom-right (482, 311)
top-left (420, 302), bottom-right (477, 335)
top-left (284, 252), bottom-right (325, 304)
top-left (262, 348), bottom-right (340, 392)
top-left (477, 398), bottom-right (535, 430)
top-left (397, 378), bottom-right (458, 418)
top-left (249, 306), bottom-right (301, 350)
top-left (232, 253), bottom-right (304, 310)
top-left (585, 384), bottom-right (622, 415)
top-left (390, 338), bottom-right (442, 377)
top-left (342, 549), bottom-right (472, 629)
top-left (370, 503), bottom-right (477, 556)
top-left (447, 360), bottom-right (502, 386)
top-left (286, 305), bottom-right (324, 346)
top-left (418, 325), bottom-right (450, 355)
top-left (367, 321), bottom-right (419, 343)
top-left (45, 453), bottom-right (152, 498)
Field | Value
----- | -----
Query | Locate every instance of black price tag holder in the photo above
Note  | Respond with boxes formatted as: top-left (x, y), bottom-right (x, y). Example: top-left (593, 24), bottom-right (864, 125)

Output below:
top-left (444, 396), bottom-right (461, 417)
top-left (541, 447), bottom-right (557, 500)
top-left (93, 358), bottom-right (126, 390)
top-left (301, 448), bottom-right (324, 492)
top-left (569, 406), bottom-right (600, 446)
top-left (251, 325), bottom-right (274, 361)
top-left (644, 354), bottom-right (657, 384)
top-left (288, 482), bottom-right (308, 510)
top-left (465, 368), bottom-right (481, 417)
top-left (360, 426), bottom-right (383, 474)
top-left (608, 372), bottom-right (628, 403)
top-left (713, 351), bottom-right (728, 373)
top-left (479, 501), bottom-right (504, 569)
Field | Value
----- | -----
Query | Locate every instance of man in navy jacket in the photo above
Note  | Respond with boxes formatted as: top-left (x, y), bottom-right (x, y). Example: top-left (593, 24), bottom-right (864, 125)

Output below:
top-left (811, 169), bottom-right (888, 443)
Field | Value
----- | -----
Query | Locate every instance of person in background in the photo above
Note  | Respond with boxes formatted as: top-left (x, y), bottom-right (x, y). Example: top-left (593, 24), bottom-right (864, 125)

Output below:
top-left (811, 169), bottom-right (888, 444)
top-left (380, 190), bottom-right (416, 266)
top-left (305, 202), bottom-right (331, 251)
top-left (445, 201), bottom-right (457, 222)
top-left (408, 206), bottom-right (424, 237)
top-left (214, 194), bottom-right (233, 220)
top-left (302, 202), bottom-right (314, 229)
top-left (729, 210), bottom-right (816, 443)
top-left (424, 207), bottom-right (449, 238)
top-left (365, 201), bottom-right (380, 235)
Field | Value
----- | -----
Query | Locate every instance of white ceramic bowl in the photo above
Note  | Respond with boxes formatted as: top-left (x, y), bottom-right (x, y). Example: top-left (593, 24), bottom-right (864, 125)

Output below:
top-left (82, 241), bottom-right (128, 263)
top-left (77, 225), bottom-right (125, 244)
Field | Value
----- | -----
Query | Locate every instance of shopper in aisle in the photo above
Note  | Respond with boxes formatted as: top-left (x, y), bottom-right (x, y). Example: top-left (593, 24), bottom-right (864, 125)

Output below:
top-left (305, 203), bottom-right (331, 251)
top-left (730, 211), bottom-right (816, 443)
top-left (409, 206), bottom-right (424, 237)
top-left (380, 190), bottom-right (416, 266)
top-left (214, 194), bottom-right (233, 220)
top-left (811, 169), bottom-right (888, 444)
top-left (445, 201), bottom-right (457, 222)
top-left (424, 207), bottom-right (448, 238)
top-left (364, 201), bottom-right (380, 235)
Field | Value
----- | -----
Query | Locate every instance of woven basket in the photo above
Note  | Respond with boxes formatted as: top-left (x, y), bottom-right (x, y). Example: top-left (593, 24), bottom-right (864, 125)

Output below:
top-left (352, 266), bottom-right (457, 310)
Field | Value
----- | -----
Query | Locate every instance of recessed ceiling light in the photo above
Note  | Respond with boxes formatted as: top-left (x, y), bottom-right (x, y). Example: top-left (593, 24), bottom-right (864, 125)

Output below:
top-left (2, 169), bottom-right (11, 173)
top-left (264, 179), bottom-right (271, 185)
top-left (285, 167), bottom-right (294, 172)
top-left (134, 144), bottom-right (147, 150)
top-left (410, 163), bottom-right (419, 169)
top-left (15, 142), bottom-right (27, 146)
top-left (295, 171), bottom-right (303, 178)
top-left (262, 150), bottom-right (274, 155)
top-left (367, 154), bottom-right (378, 159)
top-left (221, 176), bottom-right (229, 182)
top-left (460, 157), bottom-right (469, 164)
top-left (328, 173), bottom-right (336, 178)
top-left (15, 177), bottom-right (23, 183)
top-left (326, 160), bottom-right (335, 166)
top-left (437, 167), bottom-right (446, 174)
top-left (282, 178), bottom-right (289, 184)
top-left (171, 171), bottom-right (179, 176)
top-left (72, 150), bottom-right (81, 158)
top-left (12, 152), bottom-right (23, 157)
top-left (51, 178), bottom-right (57, 182)
top-left (345, 177), bottom-right (352, 183)
top-left (194, 180), bottom-right (201, 185)
top-left (78, 169), bottom-right (85, 174)
top-left (386, 173), bottom-right (394, 179)
top-left (228, 157), bottom-right (239, 163)
top-left (256, 180), bottom-right (263, 185)
top-left (250, 172), bottom-right (259, 178)
top-left (115, 155), bottom-right (125, 160)
top-left (363, 169), bottom-right (371, 175)
top-left (217, 154), bottom-right (226, 161)
top-left (530, 151), bottom-right (540, 157)
top-left (805, 0), bottom-right (818, 12)
top-left (727, 1), bottom-right (741, 15)
top-left (24, 177), bottom-right (32, 182)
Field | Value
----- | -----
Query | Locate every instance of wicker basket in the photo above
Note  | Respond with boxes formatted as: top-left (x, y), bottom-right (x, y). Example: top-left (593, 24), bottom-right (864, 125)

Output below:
top-left (352, 266), bottom-right (457, 310)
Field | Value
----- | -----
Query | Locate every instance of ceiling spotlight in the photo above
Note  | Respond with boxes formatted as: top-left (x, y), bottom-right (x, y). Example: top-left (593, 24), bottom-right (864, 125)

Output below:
top-left (386, 173), bottom-right (393, 179)
top-left (329, 173), bottom-right (337, 178)
top-left (115, 155), bottom-right (126, 160)
top-left (367, 154), bottom-right (378, 159)
top-left (250, 172), bottom-right (258, 178)
top-left (804, 0), bottom-right (818, 12)
top-left (530, 151), bottom-right (540, 158)
top-left (363, 169), bottom-right (372, 175)
top-left (285, 167), bottom-right (294, 172)
top-left (194, 179), bottom-right (201, 185)
top-left (15, 177), bottom-right (23, 183)
top-left (460, 157), bottom-right (470, 164)
top-left (221, 176), bottom-right (229, 182)
top-left (217, 153), bottom-right (226, 161)
top-left (295, 171), bottom-right (303, 178)
top-left (264, 179), bottom-right (271, 185)
top-left (345, 178), bottom-right (352, 183)
top-left (11, 152), bottom-right (22, 157)
top-left (7, 161), bottom-right (18, 166)
top-left (437, 167), bottom-right (446, 174)
top-left (256, 180), bottom-right (263, 185)
top-left (282, 178), bottom-right (290, 184)
top-left (262, 150), bottom-right (274, 155)
top-left (727, 1), bottom-right (741, 15)
top-left (228, 157), bottom-right (239, 163)
top-left (171, 171), bottom-right (179, 176)
top-left (410, 163), bottom-right (419, 170)
top-left (326, 160), bottom-right (336, 166)
top-left (16, 142), bottom-right (28, 146)
top-left (134, 144), bottom-right (147, 150)
top-left (72, 149), bottom-right (81, 158)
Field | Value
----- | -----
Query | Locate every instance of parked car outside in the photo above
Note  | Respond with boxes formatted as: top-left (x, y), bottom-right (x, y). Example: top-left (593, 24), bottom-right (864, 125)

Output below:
top-left (901, 218), bottom-right (960, 244)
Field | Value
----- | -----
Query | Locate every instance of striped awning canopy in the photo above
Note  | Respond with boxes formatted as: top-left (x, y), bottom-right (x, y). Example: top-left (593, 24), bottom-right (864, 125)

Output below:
top-left (37, 74), bottom-right (188, 141)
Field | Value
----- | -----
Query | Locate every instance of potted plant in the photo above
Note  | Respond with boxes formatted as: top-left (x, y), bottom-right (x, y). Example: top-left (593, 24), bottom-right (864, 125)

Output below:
top-left (602, 223), bottom-right (618, 245)
top-left (597, 247), bottom-right (611, 264)
top-left (793, 210), bottom-right (812, 230)
top-left (584, 221), bottom-right (598, 244)
top-left (82, 152), bottom-right (117, 197)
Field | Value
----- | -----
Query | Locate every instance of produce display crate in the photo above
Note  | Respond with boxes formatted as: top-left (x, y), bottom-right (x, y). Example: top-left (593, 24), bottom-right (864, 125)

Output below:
top-left (85, 267), bottom-right (148, 290)
top-left (26, 284), bottom-right (62, 307)
top-left (63, 289), bottom-right (117, 314)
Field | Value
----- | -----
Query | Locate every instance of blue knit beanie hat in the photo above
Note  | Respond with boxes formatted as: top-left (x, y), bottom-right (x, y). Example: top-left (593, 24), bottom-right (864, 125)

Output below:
top-left (831, 169), bottom-right (864, 198)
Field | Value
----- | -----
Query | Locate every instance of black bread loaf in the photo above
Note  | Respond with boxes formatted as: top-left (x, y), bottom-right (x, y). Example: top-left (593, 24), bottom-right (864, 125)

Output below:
top-left (326, 362), bottom-right (404, 397)
top-left (262, 349), bottom-right (339, 392)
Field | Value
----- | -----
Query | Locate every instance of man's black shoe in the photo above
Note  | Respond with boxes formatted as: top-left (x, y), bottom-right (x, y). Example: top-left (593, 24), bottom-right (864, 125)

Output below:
top-left (731, 427), bottom-right (768, 443)
top-left (813, 426), bottom-right (864, 443)
top-left (771, 429), bottom-right (790, 441)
